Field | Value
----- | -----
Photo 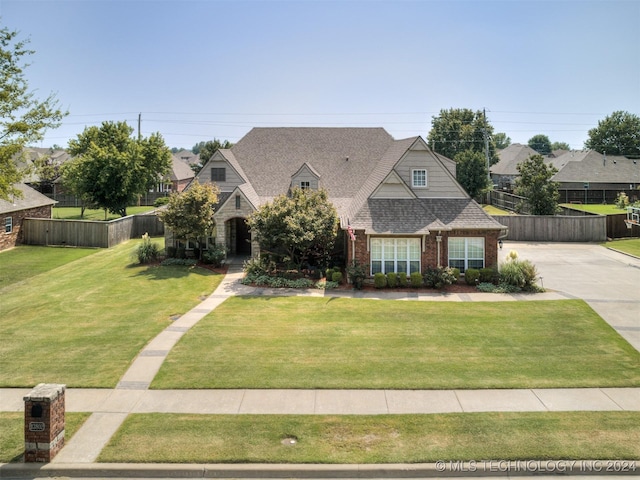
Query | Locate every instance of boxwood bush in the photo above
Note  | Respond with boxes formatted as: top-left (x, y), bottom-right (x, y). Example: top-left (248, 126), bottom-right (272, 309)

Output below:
top-left (387, 272), bottom-right (398, 288)
top-left (464, 268), bottom-right (480, 286)
top-left (410, 271), bottom-right (423, 288)
top-left (398, 271), bottom-right (408, 287)
top-left (374, 272), bottom-right (387, 289)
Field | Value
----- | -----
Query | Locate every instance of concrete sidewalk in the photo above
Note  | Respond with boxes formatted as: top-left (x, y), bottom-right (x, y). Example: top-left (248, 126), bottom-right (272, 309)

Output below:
top-left (2, 387), bottom-right (640, 415)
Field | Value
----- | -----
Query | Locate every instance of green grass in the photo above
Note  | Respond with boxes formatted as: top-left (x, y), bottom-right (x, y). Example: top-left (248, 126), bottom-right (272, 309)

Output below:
top-left (0, 412), bottom-right (90, 463)
top-left (0, 239), bottom-right (223, 388)
top-left (52, 206), bottom-right (156, 221)
top-left (561, 203), bottom-right (627, 215)
top-left (99, 412), bottom-right (640, 463)
top-left (152, 297), bottom-right (640, 389)
top-left (605, 238), bottom-right (640, 257)
top-left (482, 204), bottom-right (512, 215)
top-left (0, 245), bottom-right (99, 288)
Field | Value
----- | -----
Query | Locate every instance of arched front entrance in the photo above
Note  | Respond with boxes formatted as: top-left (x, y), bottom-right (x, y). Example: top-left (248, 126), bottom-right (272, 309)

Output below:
top-left (225, 217), bottom-right (251, 255)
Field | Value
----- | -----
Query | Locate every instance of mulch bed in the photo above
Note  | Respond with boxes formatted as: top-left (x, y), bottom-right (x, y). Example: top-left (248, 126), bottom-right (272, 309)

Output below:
top-left (333, 280), bottom-right (478, 294)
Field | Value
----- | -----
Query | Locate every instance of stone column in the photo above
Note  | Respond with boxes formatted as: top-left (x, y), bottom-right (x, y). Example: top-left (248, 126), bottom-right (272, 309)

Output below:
top-left (23, 383), bottom-right (66, 463)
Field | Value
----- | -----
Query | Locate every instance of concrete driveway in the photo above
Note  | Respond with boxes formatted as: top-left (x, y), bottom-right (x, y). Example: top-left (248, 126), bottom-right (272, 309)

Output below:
top-left (499, 241), bottom-right (640, 352)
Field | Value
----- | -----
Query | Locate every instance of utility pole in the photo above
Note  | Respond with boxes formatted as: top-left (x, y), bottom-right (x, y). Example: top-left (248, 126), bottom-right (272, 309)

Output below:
top-left (483, 108), bottom-right (491, 182)
top-left (138, 113), bottom-right (141, 140)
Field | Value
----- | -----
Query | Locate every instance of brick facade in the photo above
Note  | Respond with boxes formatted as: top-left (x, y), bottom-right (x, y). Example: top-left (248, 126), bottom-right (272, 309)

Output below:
top-left (347, 228), bottom-right (500, 275)
top-left (0, 205), bottom-right (52, 252)
top-left (23, 384), bottom-right (66, 463)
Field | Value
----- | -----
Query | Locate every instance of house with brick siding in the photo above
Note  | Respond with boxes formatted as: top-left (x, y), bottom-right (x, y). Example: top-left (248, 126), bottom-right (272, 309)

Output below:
top-left (0, 183), bottom-right (56, 251)
top-left (182, 127), bottom-right (506, 274)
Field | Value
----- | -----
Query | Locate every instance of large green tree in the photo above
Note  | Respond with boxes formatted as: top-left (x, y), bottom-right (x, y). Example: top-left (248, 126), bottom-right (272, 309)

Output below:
top-left (454, 150), bottom-right (489, 198)
top-left (247, 188), bottom-right (338, 270)
top-left (158, 180), bottom-right (219, 257)
top-left (0, 27), bottom-right (67, 200)
top-left (191, 139), bottom-right (232, 173)
top-left (551, 141), bottom-right (570, 151)
top-left (63, 121), bottom-right (171, 217)
top-left (585, 111), bottom-right (640, 157)
top-left (514, 154), bottom-right (559, 215)
top-left (427, 108), bottom-right (498, 165)
top-left (493, 132), bottom-right (511, 150)
top-left (528, 134), bottom-right (552, 155)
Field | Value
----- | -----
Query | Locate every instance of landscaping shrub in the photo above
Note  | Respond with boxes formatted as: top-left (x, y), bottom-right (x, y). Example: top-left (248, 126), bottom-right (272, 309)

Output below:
top-left (315, 280), bottom-right (339, 290)
top-left (166, 246), bottom-right (177, 258)
top-left (423, 266), bottom-right (457, 289)
top-left (499, 250), bottom-right (542, 292)
top-left (374, 272), bottom-right (387, 289)
top-left (161, 258), bottom-right (197, 267)
top-left (154, 196), bottom-right (170, 207)
top-left (326, 268), bottom-right (334, 280)
top-left (410, 271), bottom-right (423, 288)
top-left (244, 256), bottom-right (275, 276)
top-left (176, 246), bottom-right (186, 259)
top-left (134, 233), bottom-right (160, 264)
top-left (451, 268), bottom-right (460, 282)
top-left (464, 268), bottom-right (480, 286)
top-left (479, 267), bottom-right (497, 283)
top-left (331, 271), bottom-right (343, 284)
top-left (202, 244), bottom-right (227, 267)
top-left (387, 272), bottom-right (398, 288)
top-left (398, 271), bottom-right (408, 287)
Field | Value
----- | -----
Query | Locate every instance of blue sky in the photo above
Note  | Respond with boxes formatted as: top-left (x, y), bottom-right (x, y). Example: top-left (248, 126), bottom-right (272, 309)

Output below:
top-left (2, 0), bottom-right (639, 150)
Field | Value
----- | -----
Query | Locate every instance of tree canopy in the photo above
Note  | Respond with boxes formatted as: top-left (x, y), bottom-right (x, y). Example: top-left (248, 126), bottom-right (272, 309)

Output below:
top-left (551, 141), bottom-right (570, 151)
top-left (191, 139), bottom-right (232, 173)
top-left (454, 150), bottom-right (489, 198)
top-left (514, 154), bottom-right (559, 215)
top-left (247, 188), bottom-right (338, 270)
top-left (493, 132), bottom-right (511, 150)
top-left (584, 111), bottom-right (640, 157)
top-left (527, 134), bottom-right (552, 155)
top-left (63, 121), bottom-right (172, 217)
top-left (427, 108), bottom-right (498, 165)
top-left (158, 180), bottom-right (219, 255)
top-left (0, 27), bottom-right (67, 200)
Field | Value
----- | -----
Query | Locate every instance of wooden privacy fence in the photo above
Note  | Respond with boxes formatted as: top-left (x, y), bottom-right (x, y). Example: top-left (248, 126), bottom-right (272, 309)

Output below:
top-left (21, 214), bottom-right (164, 248)
top-left (492, 215), bottom-right (607, 242)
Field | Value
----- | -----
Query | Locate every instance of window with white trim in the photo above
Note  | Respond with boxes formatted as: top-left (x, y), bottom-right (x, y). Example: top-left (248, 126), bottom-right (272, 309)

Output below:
top-left (4, 217), bottom-right (12, 234)
top-left (448, 237), bottom-right (484, 272)
top-left (300, 181), bottom-right (310, 190)
top-left (412, 169), bottom-right (427, 187)
top-left (371, 238), bottom-right (421, 274)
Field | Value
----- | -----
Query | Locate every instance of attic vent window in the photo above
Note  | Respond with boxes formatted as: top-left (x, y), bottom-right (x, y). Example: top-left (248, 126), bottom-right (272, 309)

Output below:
top-left (300, 181), bottom-right (310, 190)
top-left (412, 169), bottom-right (427, 188)
top-left (211, 167), bottom-right (226, 182)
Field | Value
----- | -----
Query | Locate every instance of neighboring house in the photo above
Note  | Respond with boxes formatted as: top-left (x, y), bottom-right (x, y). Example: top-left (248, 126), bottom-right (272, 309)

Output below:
top-left (173, 149), bottom-right (200, 168)
top-left (173, 127), bottom-right (506, 274)
top-left (0, 183), bottom-right (56, 251)
top-left (550, 151), bottom-right (640, 204)
top-left (15, 147), bottom-right (71, 195)
top-left (490, 143), bottom-right (539, 190)
top-left (155, 153), bottom-right (195, 194)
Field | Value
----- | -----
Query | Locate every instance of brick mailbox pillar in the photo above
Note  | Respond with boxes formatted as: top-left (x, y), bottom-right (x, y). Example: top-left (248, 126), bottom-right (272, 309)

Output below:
top-left (23, 383), bottom-right (66, 463)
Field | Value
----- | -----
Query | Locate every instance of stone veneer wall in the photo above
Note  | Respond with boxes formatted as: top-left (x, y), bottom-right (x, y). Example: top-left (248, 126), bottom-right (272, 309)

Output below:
top-left (0, 205), bottom-right (52, 251)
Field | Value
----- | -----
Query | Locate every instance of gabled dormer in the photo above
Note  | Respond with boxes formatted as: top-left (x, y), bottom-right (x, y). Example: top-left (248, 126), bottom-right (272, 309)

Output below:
top-left (393, 137), bottom-right (467, 198)
top-left (196, 150), bottom-right (246, 191)
top-left (291, 162), bottom-right (320, 191)
top-left (370, 170), bottom-right (415, 199)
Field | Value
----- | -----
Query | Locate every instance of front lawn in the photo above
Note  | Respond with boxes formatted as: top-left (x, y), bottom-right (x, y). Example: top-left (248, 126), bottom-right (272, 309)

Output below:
top-left (0, 239), bottom-right (223, 388)
top-left (99, 412), bottom-right (640, 463)
top-left (0, 412), bottom-right (90, 463)
top-left (153, 297), bottom-right (640, 389)
top-left (605, 238), bottom-right (640, 258)
top-left (0, 245), bottom-right (98, 289)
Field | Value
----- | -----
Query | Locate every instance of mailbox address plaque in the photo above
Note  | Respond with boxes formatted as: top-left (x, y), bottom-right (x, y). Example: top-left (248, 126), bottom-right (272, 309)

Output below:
top-left (29, 422), bottom-right (46, 432)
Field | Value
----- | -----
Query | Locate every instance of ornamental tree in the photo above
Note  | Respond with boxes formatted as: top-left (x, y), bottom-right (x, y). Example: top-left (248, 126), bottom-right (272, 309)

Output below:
top-left (158, 180), bottom-right (220, 257)
top-left (64, 121), bottom-right (172, 217)
top-left (454, 149), bottom-right (489, 198)
top-left (247, 188), bottom-right (338, 270)
top-left (0, 27), bottom-right (67, 200)
top-left (514, 154), bottom-right (560, 215)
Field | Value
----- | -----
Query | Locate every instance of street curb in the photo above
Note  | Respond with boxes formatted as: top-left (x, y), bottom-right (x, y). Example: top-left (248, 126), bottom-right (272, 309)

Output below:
top-left (1, 461), bottom-right (638, 478)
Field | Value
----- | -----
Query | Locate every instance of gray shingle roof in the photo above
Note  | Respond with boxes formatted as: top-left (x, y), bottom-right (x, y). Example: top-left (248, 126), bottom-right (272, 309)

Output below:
top-left (169, 154), bottom-right (195, 181)
top-left (491, 144), bottom-right (539, 176)
top-left (350, 198), bottom-right (504, 234)
top-left (551, 151), bottom-right (640, 183)
top-left (0, 183), bottom-right (56, 215)
top-left (230, 127), bottom-right (395, 199)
